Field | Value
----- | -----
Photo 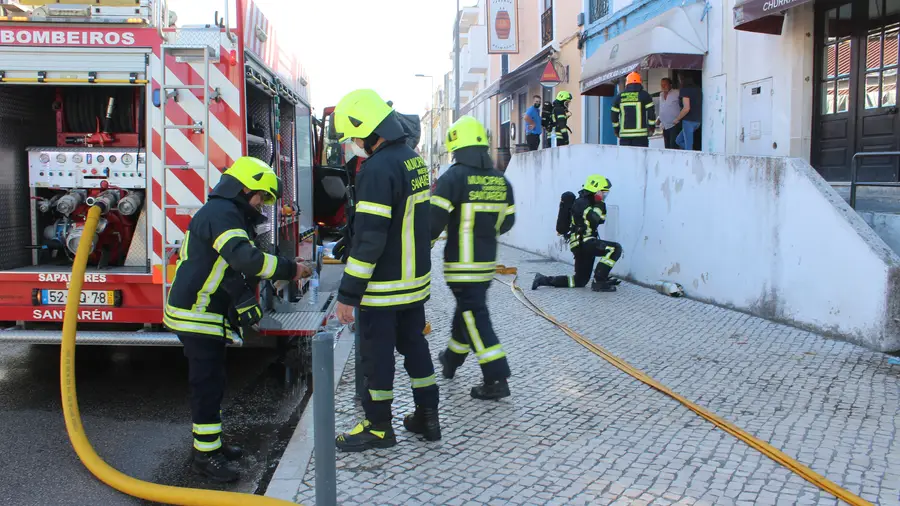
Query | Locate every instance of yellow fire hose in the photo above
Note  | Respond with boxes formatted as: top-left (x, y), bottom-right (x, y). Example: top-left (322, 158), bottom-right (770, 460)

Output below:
top-left (493, 265), bottom-right (871, 506)
top-left (62, 206), bottom-right (296, 505)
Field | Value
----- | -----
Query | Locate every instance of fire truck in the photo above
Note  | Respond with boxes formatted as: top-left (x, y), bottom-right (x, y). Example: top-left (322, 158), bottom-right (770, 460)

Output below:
top-left (0, 0), bottom-right (335, 351)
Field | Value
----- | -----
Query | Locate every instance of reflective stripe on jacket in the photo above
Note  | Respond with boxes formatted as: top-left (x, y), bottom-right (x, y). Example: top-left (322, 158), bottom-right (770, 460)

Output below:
top-left (611, 84), bottom-right (656, 138)
top-left (430, 146), bottom-right (516, 285)
top-left (338, 141), bottom-right (433, 309)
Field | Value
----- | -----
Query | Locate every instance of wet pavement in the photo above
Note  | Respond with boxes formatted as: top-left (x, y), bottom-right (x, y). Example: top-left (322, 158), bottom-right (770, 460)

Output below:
top-left (0, 266), bottom-right (342, 506)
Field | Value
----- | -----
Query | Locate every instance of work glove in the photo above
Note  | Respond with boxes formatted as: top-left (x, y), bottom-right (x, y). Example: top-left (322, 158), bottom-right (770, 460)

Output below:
top-left (332, 226), bottom-right (351, 264)
top-left (234, 292), bottom-right (263, 333)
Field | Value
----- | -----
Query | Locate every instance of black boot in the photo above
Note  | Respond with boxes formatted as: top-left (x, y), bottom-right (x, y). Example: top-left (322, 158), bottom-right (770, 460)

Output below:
top-left (335, 419), bottom-right (397, 452)
top-left (438, 350), bottom-right (456, 379)
top-left (403, 406), bottom-right (442, 441)
top-left (191, 449), bottom-right (240, 483)
top-left (591, 280), bottom-right (617, 292)
top-left (531, 273), bottom-right (550, 290)
top-left (221, 441), bottom-right (243, 461)
top-left (471, 378), bottom-right (511, 400)
top-left (608, 277), bottom-right (622, 286)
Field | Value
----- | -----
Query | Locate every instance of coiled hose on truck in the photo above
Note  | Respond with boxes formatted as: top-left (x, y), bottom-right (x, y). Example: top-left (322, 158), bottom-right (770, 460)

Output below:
top-left (61, 205), bottom-right (297, 506)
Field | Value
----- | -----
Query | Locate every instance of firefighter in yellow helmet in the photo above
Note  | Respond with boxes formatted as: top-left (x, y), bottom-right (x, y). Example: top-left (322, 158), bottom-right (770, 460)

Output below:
top-left (430, 115), bottom-right (516, 400)
top-left (552, 90), bottom-right (574, 146)
top-left (532, 174), bottom-right (623, 292)
top-left (165, 156), bottom-right (312, 482)
top-left (331, 89), bottom-right (441, 452)
top-left (611, 72), bottom-right (656, 147)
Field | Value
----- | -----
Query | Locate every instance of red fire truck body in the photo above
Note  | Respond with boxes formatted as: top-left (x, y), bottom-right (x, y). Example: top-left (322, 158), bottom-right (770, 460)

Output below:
top-left (0, 0), bottom-right (333, 346)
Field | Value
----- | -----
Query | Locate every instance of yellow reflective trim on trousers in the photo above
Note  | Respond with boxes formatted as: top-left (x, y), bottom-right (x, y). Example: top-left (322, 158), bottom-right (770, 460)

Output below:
top-left (448, 338), bottom-right (470, 354)
top-left (459, 203), bottom-right (475, 263)
top-left (194, 437), bottom-right (222, 452)
top-left (445, 272), bottom-right (494, 283)
top-left (568, 276), bottom-right (575, 288)
top-left (599, 245), bottom-right (617, 268)
top-left (462, 310), bottom-right (485, 352)
top-left (365, 274), bottom-right (430, 293)
top-left (477, 344), bottom-right (507, 365)
top-left (257, 253), bottom-right (277, 278)
top-left (444, 261), bottom-right (496, 271)
top-left (361, 285), bottom-right (430, 307)
top-left (431, 195), bottom-right (454, 212)
top-left (410, 375), bottom-right (436, 389)
top-left (192, 423), bottom-right (222, 435)
top-left (193, 256), bottom-right (228, 312)
top-left (368, 389), bottom-right (393, 401)
top-left (357, 201), bottom-right (392, 218)
top-left (212, 228), bottom-right (249, 253)
top-left (345, 256), bottom-right (376, 280)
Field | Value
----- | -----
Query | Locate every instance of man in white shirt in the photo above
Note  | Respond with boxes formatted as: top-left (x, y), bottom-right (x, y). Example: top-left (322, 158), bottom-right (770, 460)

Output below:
top-left (655, 77), bottom-right (681, 149)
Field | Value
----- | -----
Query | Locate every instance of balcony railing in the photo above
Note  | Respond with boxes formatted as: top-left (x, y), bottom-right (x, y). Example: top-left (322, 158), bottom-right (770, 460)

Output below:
top-left (589, 0), bottom-right (610, 24)
top-left (541, 8), bottom-right (553, 47)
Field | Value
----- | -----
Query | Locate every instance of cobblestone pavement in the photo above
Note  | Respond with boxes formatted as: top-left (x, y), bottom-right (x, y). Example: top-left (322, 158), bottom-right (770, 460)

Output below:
top-left (291, 245), bottom-right (900, 506)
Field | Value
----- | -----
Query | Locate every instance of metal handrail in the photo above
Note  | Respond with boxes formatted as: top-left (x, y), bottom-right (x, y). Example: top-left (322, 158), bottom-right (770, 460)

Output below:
top-left (849, 151), bottom-right (900, 208)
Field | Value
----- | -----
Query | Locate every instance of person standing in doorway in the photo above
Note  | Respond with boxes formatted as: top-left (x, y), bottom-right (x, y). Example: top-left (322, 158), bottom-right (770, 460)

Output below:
top-left (611, 72), bottom-right (656, 147)
top-left (524, 95), bottom-right (543, 151)
top-left (656, 77), bottom-right (682, 149)
top-left (674, 75), bottom-right (702, 151)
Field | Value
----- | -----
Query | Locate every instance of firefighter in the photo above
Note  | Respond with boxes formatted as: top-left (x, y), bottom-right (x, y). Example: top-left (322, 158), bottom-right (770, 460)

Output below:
top-left (331, 89), bottom-right (440, 452)
top-left (430, 115), bottom-right (516, 400)
top-left (611, 72), bottom-right (656, 147)
top-left (164, 156), bottom-right (311, 482)
top-left (532, 175), bottom-right (623, 292)
top-left (552, 91), bottom-right (574, 146)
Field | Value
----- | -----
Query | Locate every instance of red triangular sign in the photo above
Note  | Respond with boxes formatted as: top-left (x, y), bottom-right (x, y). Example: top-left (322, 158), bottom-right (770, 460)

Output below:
top-left (540, 61), bottom-right (561, 84)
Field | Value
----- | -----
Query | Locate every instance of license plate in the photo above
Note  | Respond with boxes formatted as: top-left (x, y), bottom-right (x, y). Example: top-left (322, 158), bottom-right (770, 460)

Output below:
top-left (41, 290), bottom-right (115, 306)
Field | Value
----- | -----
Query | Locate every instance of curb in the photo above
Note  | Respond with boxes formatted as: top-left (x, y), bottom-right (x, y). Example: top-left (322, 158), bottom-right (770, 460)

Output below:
top-left (264, 326), bottom-right (356, 502)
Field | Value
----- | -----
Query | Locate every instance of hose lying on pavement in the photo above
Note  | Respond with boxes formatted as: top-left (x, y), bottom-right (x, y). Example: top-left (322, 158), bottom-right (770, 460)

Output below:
top-left (493, 265), bottom-right (872, 506)
top-left (62, 205), bottom-right (297, 506)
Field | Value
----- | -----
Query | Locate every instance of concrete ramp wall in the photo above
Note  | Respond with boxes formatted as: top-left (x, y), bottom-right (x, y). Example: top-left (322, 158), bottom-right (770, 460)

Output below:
top-left (503, 145), bottom-right (900, 352)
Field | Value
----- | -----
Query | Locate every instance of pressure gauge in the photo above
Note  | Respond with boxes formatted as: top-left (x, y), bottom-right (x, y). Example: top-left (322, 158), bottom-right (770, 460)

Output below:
top-left (109, 155), bottom-right (117, 163)
top-left (97, 155), bottom-right (105, 163)
top-left (122, 154), bottom-right (134, 165)
top-left (40, 154), bottom-right (50, 164)
top-left (56, 154), bottom-right (67, 164)
top-left (72, 154), bottom-right (84, 164)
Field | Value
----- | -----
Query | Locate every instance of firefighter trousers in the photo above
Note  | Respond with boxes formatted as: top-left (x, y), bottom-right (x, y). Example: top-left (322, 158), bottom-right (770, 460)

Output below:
top-left (178, 334), bottom-right (227, 452)
top-left (618, 136), bottom-right (649, 147)
top-left (554, 130), bottom-right (570, 146)
top-left (443, 283), bottom-right (510, 382)
top-left (549, 239), bottom-right (623, 288)
top-left (359, 305), bottom-right (439, 423)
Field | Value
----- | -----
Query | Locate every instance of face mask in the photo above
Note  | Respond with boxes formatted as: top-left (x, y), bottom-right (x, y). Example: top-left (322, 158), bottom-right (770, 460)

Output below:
top-left (601, 190), bottom-right (610, 200)
top-left (347, 140), bottom-right (369, 159)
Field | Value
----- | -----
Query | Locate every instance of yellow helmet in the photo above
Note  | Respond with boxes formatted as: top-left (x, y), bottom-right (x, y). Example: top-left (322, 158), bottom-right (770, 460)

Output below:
top-left (446, 115), bottom-right (489, 152)
top-left (334, 89), bottom-right (394, 142)
top-left (556, 90), bottom-right (573, 102)
top-left (583, 175), bottom-right (611, 193)
top-left (224, 157), bottom-right (282, 205)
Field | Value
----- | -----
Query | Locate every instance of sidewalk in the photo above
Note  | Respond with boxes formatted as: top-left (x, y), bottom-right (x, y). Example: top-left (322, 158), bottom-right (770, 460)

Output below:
top-left (268, 244), bottom-right (899, 506)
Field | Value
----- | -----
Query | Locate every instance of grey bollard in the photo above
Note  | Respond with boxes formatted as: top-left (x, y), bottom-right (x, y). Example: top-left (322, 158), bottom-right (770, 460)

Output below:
top-left (312, 332), bottom-right (336, 506)
top-left (354, 307), bottom-right (365, 400)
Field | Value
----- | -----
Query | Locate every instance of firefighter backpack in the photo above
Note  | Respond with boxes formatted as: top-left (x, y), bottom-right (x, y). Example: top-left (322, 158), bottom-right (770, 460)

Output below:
top-left (555, 191), bottom-right (577, 235)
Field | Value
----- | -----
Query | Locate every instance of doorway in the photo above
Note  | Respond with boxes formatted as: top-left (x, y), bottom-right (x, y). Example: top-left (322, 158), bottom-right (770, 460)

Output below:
top-left (813, 0), bottom-right (900, 182)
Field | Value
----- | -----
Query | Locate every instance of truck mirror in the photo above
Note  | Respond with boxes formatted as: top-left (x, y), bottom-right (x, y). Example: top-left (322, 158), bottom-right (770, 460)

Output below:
top-left (327, 113), bottom-right (339, 141)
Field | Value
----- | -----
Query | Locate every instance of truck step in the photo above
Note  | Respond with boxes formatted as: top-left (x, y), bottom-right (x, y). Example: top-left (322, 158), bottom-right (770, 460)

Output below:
top-left (0, 329), bottom-right (181, 346)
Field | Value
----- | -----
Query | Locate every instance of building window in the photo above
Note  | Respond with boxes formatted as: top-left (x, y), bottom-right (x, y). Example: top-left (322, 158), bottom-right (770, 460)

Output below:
top-left (820, 4), bottom-right (854, 115)
top-left (541, 1), bottom-right (554, 47)
top-left (589, 0), bottom-right (609, 24)
top-left (502, 54), bottom-right (509, 75)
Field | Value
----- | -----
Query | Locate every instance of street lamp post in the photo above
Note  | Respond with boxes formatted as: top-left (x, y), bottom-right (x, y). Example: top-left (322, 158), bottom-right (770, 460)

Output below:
top-left (415, 73), bottom-right (435, 172)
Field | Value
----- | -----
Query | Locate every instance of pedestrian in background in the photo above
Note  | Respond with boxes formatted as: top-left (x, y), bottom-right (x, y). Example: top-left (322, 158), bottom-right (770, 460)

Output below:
top-left (674, 75), bottom-right (702, 151)
top-left (524, 95), bottom-right (542, 151)
top-left (656, 77), bottom-right (681, 149)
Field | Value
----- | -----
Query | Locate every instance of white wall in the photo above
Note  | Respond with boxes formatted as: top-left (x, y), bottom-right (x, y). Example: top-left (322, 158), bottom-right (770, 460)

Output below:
top-left (708, 1), bottom-right (815, 159)
top-left (503, 144), bottom-right (900, 352)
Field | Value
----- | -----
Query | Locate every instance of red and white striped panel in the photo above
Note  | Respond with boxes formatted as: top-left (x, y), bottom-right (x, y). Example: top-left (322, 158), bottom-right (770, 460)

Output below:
top-left (148, 32), bottom-right (244, 265)
top-left (242, 0), bottom-right (305, 93)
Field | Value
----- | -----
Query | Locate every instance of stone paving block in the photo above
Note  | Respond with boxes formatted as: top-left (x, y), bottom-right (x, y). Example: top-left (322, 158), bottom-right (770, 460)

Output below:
top-left (286, 245), bottom-right (899, 505)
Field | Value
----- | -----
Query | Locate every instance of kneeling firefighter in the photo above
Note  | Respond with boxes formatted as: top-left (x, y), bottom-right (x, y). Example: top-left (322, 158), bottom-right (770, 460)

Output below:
top-left (430, 115), bottom-right (516, 400)
top-left (331, 89), bottom-right (441, 452)
top-left (532, 175), bottom-right (623, 292)
top-left (164, 157), bottom-right (311, 482)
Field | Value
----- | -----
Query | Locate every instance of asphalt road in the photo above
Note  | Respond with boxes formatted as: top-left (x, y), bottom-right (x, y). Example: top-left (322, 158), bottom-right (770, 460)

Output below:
top-left (0, 266), bottom-right (342, 506)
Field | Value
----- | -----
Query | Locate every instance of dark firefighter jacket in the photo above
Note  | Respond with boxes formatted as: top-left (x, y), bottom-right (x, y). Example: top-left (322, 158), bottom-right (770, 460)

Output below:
top-left (611, 83), bottom-right (656, 138)
top-left (338, 114), bottom-right (433, 310)
top-left (165, 174), bottom-right (298, 343)
top-left (551, 100), bottom-right (571, 137)
top-left (430, 146), bottom-right (516, 284)
top-left (567, 190), bottom-right (608, 250)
